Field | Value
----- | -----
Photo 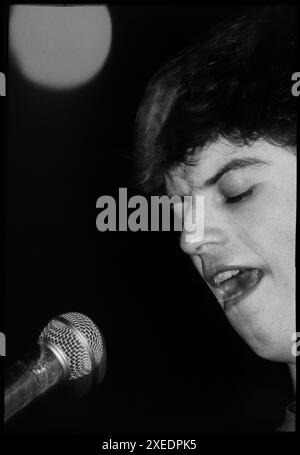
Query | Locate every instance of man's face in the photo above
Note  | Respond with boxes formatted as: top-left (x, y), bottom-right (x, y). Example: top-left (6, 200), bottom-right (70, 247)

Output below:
top-left (166, 139), bottom-right (296, 363)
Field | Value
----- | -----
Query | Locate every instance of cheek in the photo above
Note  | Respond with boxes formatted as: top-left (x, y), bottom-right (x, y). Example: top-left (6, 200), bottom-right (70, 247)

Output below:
top-left (261, 194), bottom-right (296, 274)
top-left (256, 221), bottom-right (295, 274)
top-left (234, 183), bottom-right (296, 274)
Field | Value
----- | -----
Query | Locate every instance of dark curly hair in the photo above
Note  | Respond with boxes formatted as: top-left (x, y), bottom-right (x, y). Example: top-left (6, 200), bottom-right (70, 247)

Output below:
top-left (134, 6), bottom-right (297, 194)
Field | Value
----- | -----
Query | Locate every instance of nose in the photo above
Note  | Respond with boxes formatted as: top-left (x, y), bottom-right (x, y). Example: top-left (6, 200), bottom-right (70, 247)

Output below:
top-left (180, 195), bottom-right (229, 256)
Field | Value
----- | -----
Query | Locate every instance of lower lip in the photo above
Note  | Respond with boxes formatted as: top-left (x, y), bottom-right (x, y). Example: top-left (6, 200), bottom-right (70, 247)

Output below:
top-left (222, 273), bottom-right (263, 312)
top-left (209, 269), bottom-right (264, 311)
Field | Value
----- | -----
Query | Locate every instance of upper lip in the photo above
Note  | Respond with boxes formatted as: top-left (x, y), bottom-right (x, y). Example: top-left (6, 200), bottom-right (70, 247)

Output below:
top-left (203, 263), bottom-right (257, 287)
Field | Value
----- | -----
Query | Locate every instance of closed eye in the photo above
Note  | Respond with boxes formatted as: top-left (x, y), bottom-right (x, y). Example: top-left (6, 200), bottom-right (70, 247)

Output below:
top-left (225, 187), bottom-right (254, 204)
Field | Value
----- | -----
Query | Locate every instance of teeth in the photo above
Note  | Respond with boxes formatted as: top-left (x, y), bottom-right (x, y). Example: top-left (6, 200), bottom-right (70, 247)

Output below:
top-left (213, 269), bottom-right (240, 285)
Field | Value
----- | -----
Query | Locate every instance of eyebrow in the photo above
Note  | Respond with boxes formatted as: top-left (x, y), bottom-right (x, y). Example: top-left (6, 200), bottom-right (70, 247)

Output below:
top-left (200, 157), bottom-right (268, 189)
top-left (167, 157), bottom-right (268, 197)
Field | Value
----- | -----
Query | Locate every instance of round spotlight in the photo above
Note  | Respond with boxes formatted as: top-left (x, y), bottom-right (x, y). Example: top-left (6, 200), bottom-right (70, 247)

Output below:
top-left (9, 5), bottom-right (112, 90)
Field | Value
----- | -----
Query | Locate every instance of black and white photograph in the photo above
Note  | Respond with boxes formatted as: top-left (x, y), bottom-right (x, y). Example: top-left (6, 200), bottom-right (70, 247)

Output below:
top-left (1, 3), bottom-right (297, 442)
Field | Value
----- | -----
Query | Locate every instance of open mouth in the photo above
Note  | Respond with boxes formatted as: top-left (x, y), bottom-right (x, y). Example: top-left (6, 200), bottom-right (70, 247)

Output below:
top-left (204, 267), bottom-right (264, 307)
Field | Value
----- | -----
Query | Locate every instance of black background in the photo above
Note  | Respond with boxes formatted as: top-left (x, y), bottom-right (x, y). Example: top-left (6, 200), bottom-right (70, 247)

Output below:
top-left (1, 4), bottom-right (296, 435)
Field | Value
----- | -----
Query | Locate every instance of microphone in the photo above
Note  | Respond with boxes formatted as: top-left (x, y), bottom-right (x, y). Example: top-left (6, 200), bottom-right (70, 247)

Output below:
top-left (4, 312), bottom-right (107, 423)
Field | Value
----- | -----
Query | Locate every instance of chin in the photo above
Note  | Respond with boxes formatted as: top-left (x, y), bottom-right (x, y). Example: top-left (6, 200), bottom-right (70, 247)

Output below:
top-left (250, 342), bottom-right (294, 363)
top-left (226, 288), bottom-right (296, 364)
top-left (240, 328), bottom-right (296, 363)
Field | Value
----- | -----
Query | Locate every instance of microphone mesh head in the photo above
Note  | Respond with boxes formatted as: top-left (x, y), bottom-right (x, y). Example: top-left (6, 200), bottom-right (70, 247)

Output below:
top-left (39, 312), bottom-right (105, 380)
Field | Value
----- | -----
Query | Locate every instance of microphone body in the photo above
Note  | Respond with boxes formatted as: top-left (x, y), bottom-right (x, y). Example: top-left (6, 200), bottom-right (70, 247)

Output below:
top-left (5, 343), bottom-right (65, 422)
